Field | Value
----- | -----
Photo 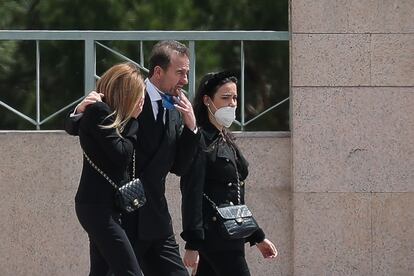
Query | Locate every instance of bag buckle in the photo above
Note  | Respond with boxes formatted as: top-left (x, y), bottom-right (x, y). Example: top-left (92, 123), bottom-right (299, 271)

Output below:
top-left (236, 217), bottom-right (244, 224)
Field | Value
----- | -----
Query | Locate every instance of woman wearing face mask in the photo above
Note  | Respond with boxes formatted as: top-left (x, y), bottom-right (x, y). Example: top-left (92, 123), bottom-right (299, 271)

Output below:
top-left (180, 71), bottom-right (278, 276)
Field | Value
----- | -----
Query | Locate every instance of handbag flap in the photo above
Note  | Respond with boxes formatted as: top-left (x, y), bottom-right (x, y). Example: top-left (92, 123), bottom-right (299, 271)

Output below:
top-left (216, 205), bottom-right (252, 219)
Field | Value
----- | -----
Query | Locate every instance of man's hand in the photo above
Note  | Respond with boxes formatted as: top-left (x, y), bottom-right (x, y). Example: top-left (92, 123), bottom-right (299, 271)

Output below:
top-left (183, 249), bottom-right (199, 270)
top-left (174, 90), bottom-right (196, 131)
top-left (76, 91), bottom-right (104, 114)
top-left (256, 239), bottom-right (278, 259)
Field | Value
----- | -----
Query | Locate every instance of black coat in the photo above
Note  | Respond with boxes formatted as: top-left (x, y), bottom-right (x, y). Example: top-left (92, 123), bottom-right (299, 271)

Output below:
top-left (65, 94), bottom-right (201, 241)
top-left (180, 122), bottom-right (265, 252)
top-left (76, 102), bottom-right (138, 205)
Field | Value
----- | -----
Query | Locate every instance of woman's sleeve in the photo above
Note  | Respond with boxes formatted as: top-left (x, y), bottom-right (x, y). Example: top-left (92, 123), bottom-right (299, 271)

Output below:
top-left (180, 142), bottom-right (207, 250)
top-left (235, 145), bottom-right (249, 180)
top-left (64, 109), bottom-right (81, 136)
top-left (80, 102), bottom-right (139, 166)
top-left (237, 144), bottom-right (265, 246)
top-left (246, 227), bottom-right (266, 246)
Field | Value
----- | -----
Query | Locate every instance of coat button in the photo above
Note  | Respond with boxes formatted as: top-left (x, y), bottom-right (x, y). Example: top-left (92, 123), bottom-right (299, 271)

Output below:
top-left (227, 182), bottom-right (232, 187)
top-left (240, 181), bottom-right (244, 186)
top-left (212, 216), bottom-right (217, 221)
top-left (229, 201), bottom-right (234, 205)
top-left (226, 158), bottom-right (230, 162)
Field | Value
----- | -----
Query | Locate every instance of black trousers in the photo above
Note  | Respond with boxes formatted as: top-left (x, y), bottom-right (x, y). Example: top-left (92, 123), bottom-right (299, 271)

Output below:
top-left (196, 250), bottom-right (250, 276)
top-left (75, 204), bottom-right (142, 276)
top-left (134, 235), bottom-right (189, 276)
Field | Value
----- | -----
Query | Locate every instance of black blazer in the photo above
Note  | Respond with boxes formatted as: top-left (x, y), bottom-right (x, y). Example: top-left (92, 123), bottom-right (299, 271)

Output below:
top-left (180, 122), bottom-right (265, 251)
top-left (76, 102), bottom-right (138, 205)
top-left (65, 94), bottom-right (200, 240)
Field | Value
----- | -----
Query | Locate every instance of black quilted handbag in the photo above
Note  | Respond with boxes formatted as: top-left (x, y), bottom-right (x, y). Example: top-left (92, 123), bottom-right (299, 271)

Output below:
top-left (215, 204), bottom-right (259, 240)
top-left (114, 178), bottom-right (146, 212)
top-left (203, 145), bottom-right (258, 240)
top-left (204, 192), bottom-right (259, 240)
top-left (83, 151), bottom-right (146, 212)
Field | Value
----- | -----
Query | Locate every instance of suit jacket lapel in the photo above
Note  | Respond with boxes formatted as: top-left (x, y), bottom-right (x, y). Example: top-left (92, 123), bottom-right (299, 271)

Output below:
top-left (141, 92), bottom-right (156, 124)
top-left (137, 93), bottom-right (159, 153)
top-left (165, 109), bottom-right (176, 142)
top-left (143, 109), bottom-right (179, 177)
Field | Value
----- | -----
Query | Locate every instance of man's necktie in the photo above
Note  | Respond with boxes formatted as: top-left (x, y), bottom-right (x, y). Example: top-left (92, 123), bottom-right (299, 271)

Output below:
top-left (156, 100), bottom-right (164, 125)
top-left (154, 100), bottom-right (165, 145)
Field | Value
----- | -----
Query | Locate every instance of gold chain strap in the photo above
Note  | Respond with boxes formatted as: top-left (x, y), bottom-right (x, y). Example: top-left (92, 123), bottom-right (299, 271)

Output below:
top-left (203, 143), bottom-right (242, 206)
top-left (230, 145), bottom-right (242, 205)
top-left (82, 150), bottom-right (136, 190)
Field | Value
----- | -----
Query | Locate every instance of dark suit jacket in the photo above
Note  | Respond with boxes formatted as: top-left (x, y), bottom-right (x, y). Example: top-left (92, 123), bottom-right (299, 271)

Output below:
top-left (76, 102), bottom-right (138, 205)
top-left (65, 94), bottom-right (200, 241)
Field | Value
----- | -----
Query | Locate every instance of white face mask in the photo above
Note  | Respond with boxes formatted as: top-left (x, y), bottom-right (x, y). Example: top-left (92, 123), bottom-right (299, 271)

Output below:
top-left (208, 101), bottom-right (236, 128)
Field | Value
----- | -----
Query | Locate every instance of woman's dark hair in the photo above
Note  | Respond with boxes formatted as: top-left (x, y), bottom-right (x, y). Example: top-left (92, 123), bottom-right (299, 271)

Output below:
top-left (193, 71), bottom-right (238, 128)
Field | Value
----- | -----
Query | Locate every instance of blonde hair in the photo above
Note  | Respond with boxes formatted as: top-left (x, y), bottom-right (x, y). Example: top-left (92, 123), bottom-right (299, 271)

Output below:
top-left (97, 62), bottom-right (145, 136)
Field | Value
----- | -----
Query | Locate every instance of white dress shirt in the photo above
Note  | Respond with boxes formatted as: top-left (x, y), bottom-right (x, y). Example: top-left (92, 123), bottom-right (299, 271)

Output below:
top-left (145, 78), bottom-right (166, 124)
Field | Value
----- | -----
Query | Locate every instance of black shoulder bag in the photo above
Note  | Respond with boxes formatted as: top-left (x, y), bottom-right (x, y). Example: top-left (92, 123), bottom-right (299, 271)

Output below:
top-left (203, 146), bottom-right (259, 240)
top-left (83, 150), bottom-right (146, 213)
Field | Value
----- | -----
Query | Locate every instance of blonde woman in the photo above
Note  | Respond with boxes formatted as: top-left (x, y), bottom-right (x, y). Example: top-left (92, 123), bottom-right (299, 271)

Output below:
top-left (75, 62), bottom-right (145, 276)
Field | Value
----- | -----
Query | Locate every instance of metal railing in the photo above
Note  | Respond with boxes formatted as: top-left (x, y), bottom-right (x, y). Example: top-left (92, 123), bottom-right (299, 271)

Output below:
top-left (0, 30), bottom-right (289, 130)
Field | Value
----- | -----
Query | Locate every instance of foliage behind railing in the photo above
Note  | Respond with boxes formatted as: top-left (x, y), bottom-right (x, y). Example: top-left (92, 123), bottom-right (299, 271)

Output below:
top-left (0, 30), bottom-right (289, 131)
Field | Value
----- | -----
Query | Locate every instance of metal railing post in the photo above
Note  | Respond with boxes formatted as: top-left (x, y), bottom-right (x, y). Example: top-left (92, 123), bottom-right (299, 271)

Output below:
top-left (188, 41), bottom-right (196, 101)
top-left (140, 41), bottom-right (145, 68)
top-left (0, 30), bottom-right (289, 131)
top-left (84, 39), bottom-right (96, 95)
top-left (240, 41), bottom-right (245, 131)
top-left (36, 40), bottom-right (41, 130)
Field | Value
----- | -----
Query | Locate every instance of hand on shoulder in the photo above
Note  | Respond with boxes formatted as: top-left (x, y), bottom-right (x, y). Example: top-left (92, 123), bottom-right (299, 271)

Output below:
top-left (76, 91), bottom-right (104, 114)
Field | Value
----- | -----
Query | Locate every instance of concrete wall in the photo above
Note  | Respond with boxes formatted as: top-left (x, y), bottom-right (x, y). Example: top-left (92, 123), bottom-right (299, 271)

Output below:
top-left (291, 0), bottom-right (414, 275)
top-left (0, 131), bottom-right (291, 276)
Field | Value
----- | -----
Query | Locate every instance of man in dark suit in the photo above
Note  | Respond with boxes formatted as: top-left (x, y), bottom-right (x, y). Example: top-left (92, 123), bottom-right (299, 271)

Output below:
top-left (65, 41), bottom-right (200, 276)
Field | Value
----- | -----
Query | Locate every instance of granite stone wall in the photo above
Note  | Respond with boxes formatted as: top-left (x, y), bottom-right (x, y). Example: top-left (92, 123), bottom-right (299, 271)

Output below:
top-left (0, 132), bottom-right (291, 275)
top-left (291, 1), bottom-right (414, 275)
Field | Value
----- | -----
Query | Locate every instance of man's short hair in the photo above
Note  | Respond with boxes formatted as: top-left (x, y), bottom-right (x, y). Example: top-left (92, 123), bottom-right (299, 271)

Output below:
top-left (148, 40), bottom-right (190, 77)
